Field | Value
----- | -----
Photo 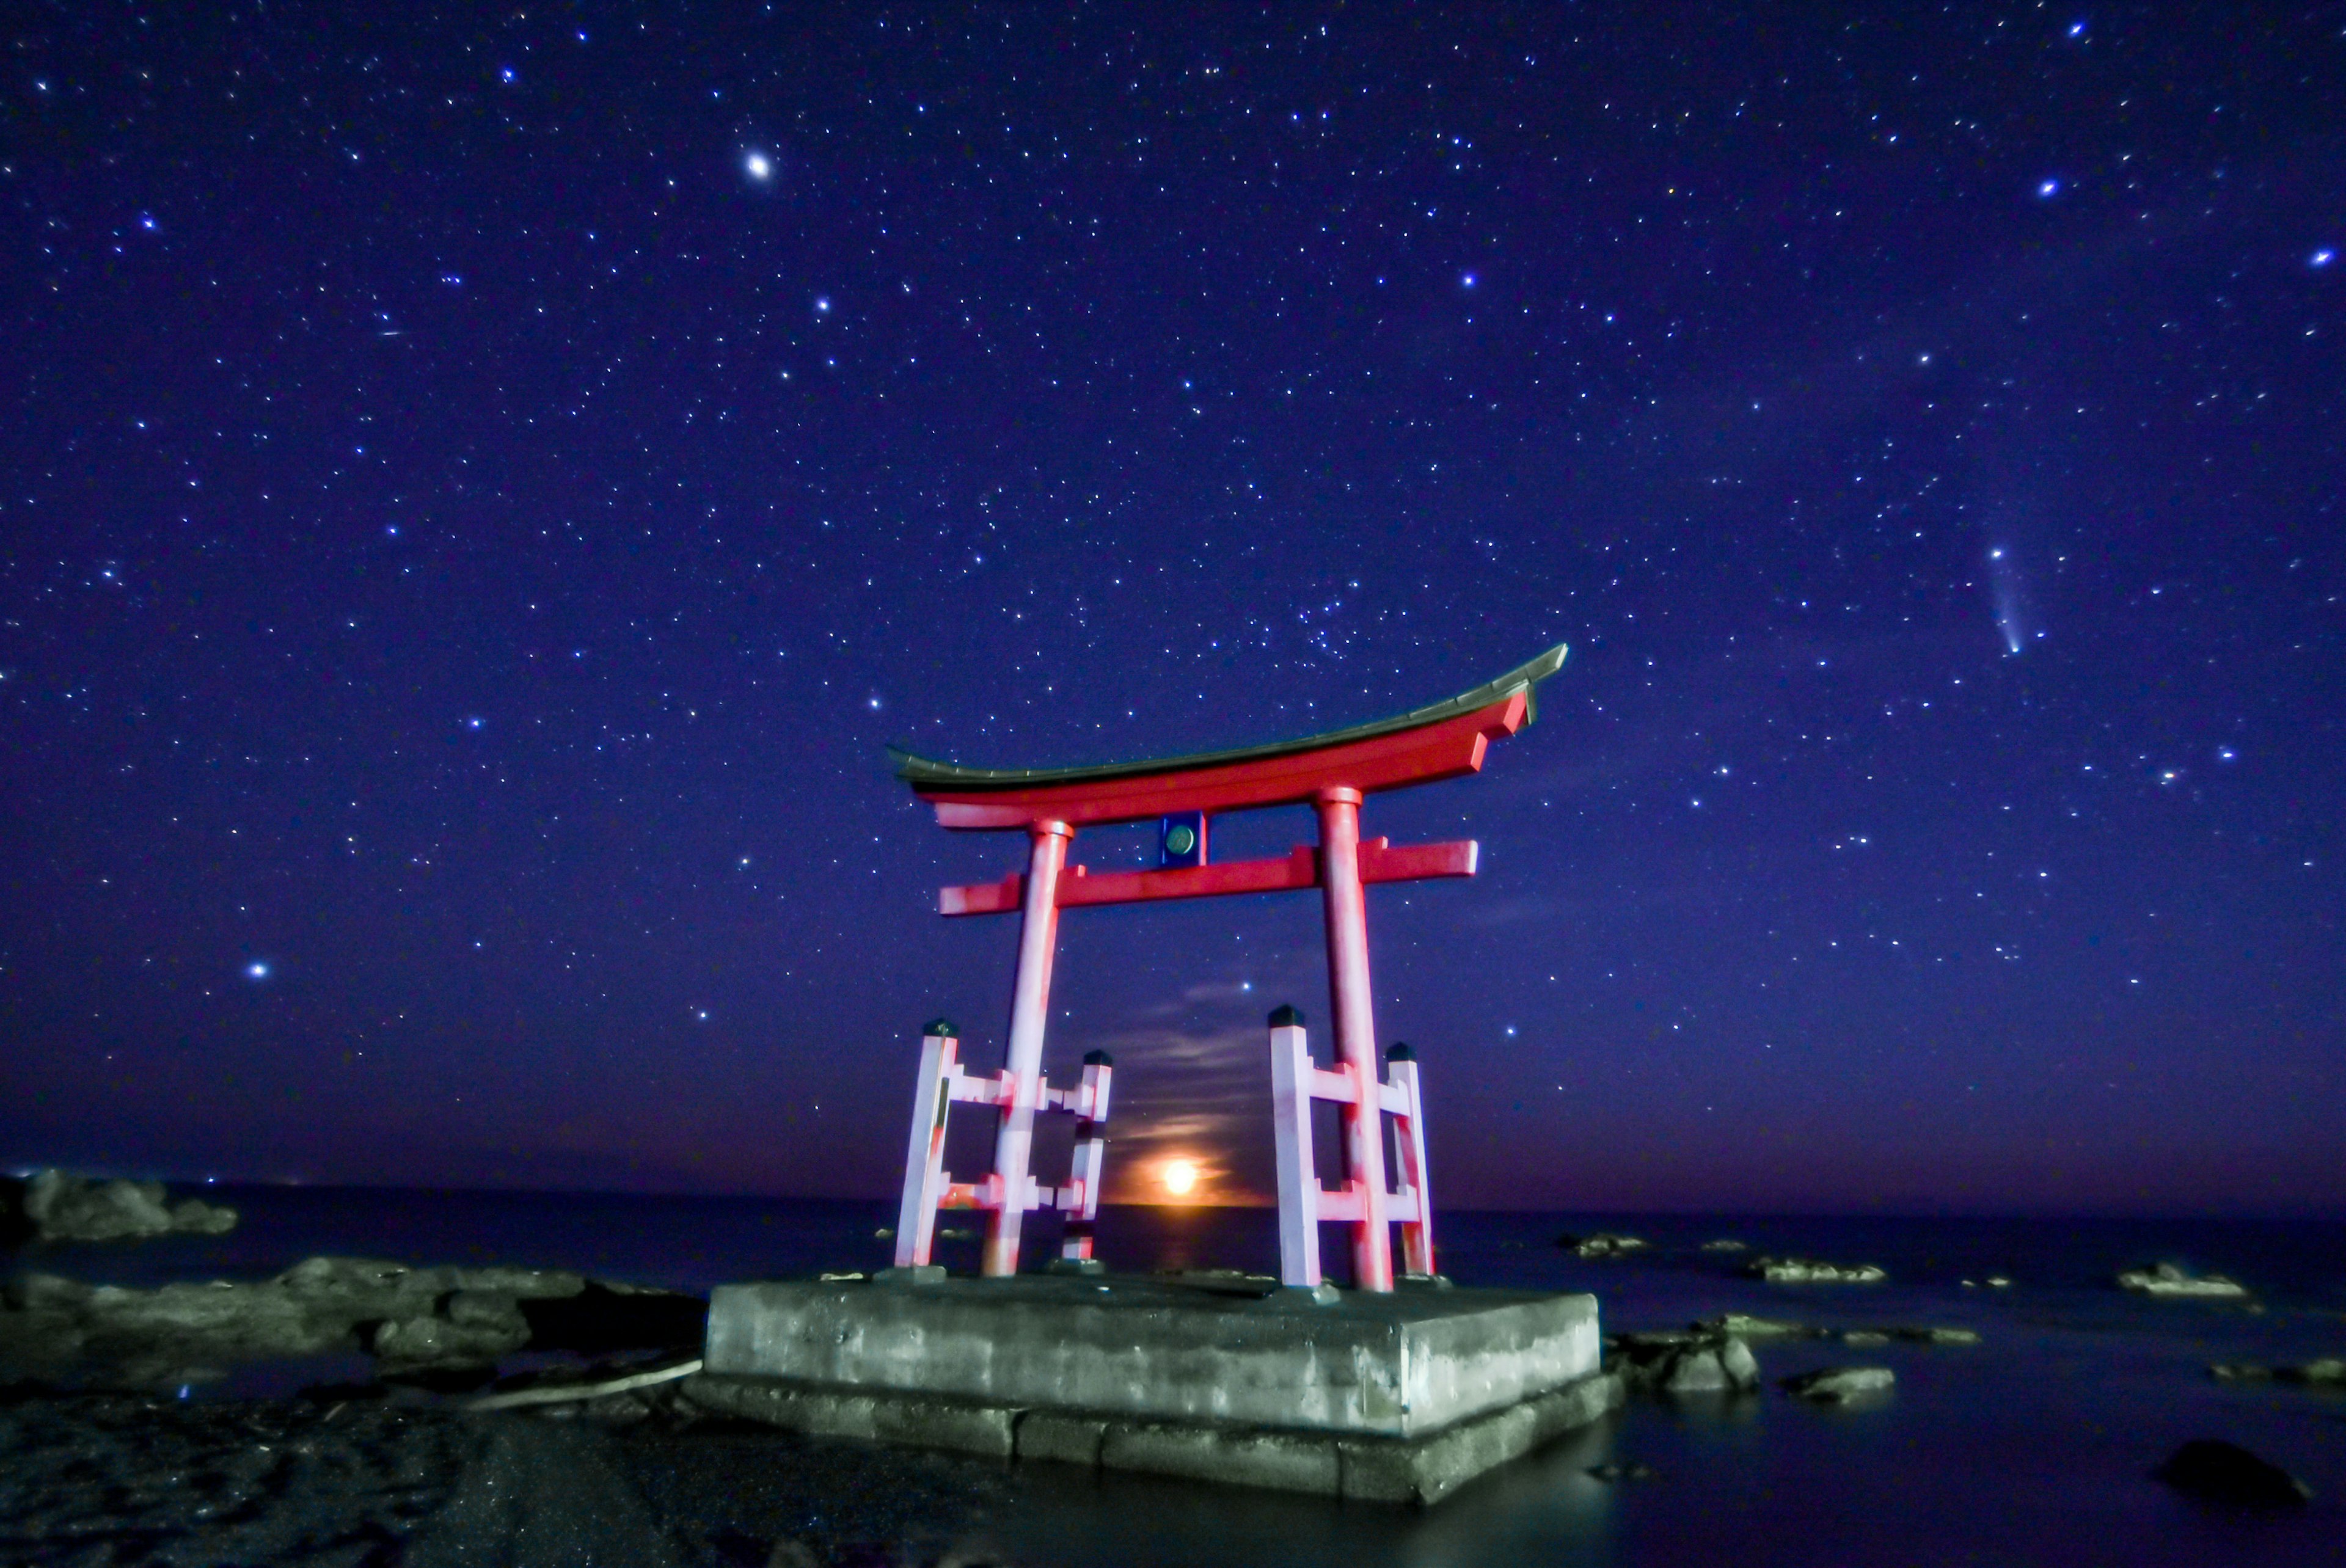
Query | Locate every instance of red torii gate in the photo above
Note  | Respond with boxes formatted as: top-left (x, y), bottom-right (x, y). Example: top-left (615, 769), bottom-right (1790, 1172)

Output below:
top-left (888, 645), bottom-right (1566, 1291)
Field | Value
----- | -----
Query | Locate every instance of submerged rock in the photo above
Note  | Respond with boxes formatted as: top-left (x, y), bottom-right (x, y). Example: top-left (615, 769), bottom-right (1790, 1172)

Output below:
top-left (2153, 1439), bottom-right (2311, 1508)
top-left (1693, 1312), bottom-right (1813, 1340)
top-left (2212, 1358), bottom-right (2346, 1387)
top-left (10, 1171), bottom-right (239, 1243)
top-left (1783, 1366), bottom-right (1895, 1403)
top-left (1587, 1460), bottom-right (1659, 1482)
top-left (1747, 1255), bottom-right (1887, 1285)
top-left (1892, 1325), bottom-right (1981, 1346)
top-left (2118, 1262), bottom-right (2247, 1299)
top-left (1557, 1231), bottom-right (1649, 1259)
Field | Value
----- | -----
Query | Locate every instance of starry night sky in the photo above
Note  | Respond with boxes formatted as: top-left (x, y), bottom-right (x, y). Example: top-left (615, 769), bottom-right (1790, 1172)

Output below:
top-left (4, 4), bottom-right (2340, 1217)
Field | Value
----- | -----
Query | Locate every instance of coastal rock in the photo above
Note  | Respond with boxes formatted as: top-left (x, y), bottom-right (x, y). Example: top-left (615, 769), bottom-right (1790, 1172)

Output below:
top-left (1558, 1231), bottom-right (1649, 1259)
top-left (1612, 1331), bottom-right (1761, 1395)
top-left (1747, 1255), bottom-right (1887, 1285)
top-left (0, 1253), bottom-right (698, 1388)
top-left (2118, 1262), bottom-right (2247, 1300)
top-left (16, 1170), bottom-right (241, 1243)
top-left (2213, 1358), bottom-right (2346, 1387)
top-left (1783, 1366), bottom-right (1895, 1403)
top-left (2153, 1439), bottom-right (2311, 1508)
top-left (1693, 1313), bottom-right (1812, 1340)
top-left (374, 1291), bottom-right (532, 1373)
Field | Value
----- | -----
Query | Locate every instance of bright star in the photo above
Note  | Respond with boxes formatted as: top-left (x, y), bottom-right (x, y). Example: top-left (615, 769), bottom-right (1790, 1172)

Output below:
top-left (2037, 178), bottom-right (2061, 198)
top-left (2314, 249), bottom-right (2336, 269)
top-left (247, 961), bottom-right (270, 980)
top-left (745, 151), bottom-right (772, 180)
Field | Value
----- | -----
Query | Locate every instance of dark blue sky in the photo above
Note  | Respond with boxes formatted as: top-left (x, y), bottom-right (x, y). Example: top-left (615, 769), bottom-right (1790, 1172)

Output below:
top-left (4, 4), bottom-right (2339, 1216)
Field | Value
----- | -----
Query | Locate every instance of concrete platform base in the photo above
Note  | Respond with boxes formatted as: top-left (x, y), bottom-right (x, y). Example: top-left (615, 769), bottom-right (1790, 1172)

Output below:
top-left (694, 1273), bottom-right (1619, 1504)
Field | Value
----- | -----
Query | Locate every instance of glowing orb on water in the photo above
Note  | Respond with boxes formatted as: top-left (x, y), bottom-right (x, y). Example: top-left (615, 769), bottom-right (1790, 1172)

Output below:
top-left (1163, 1161), bottom-right (1198, 1197)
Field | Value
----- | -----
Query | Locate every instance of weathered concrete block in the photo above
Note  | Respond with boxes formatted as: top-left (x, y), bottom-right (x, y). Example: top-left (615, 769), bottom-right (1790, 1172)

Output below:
top-left (692, 1278), bottom-right (1617, 1503)
top-left (1338, 1371), bottom-right (1623, 1504)
top-left (1102, 1420), bottom-right (1343, 1495)
top-left (704, 1275), bottom-right (1599, 1439)
top-left (1015, 1410), bottom-right (1108, 1467)
top-left (683, 1375), bottom-right (1018, 1459)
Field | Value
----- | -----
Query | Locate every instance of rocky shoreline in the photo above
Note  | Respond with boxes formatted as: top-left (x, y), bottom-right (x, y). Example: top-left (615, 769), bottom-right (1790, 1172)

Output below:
top-left (1, 1254), bottom-right (709, 1390)
top-left (0, 1252), bottom-right (1000, 1566)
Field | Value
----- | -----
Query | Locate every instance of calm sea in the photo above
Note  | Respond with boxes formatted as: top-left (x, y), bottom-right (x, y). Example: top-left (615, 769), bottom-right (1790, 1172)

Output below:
top-left (16, 1187), bottom-right (2345, 1566)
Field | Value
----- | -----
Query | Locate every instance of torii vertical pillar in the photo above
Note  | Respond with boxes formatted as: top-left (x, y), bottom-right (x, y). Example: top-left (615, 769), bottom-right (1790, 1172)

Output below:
top-left (984, 820), bottom-right (1071, 1277)
top-left (1315, 786), bottom-right (1394, 1292)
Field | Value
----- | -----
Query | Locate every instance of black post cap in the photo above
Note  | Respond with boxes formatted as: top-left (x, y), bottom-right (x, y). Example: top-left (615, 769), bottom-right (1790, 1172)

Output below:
top-left (1083, 1048), bottom-right (1114, 1067)
top-left (1386, 1041), bottom-right (1415, 1062)
top-left (921, 1017), bottom-right (959, 1038)
top-left (1268, 1004), bottom-right (1305, 1029)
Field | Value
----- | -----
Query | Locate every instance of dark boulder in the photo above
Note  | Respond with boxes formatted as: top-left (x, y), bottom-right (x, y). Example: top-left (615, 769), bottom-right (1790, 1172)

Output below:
top-left (2153, 1440), bottom-right (2311, 1508)
top-left (1612, 1330), bottom-right (1761, 1395)
top-left (518, 1280), bottom-right (707, 1357)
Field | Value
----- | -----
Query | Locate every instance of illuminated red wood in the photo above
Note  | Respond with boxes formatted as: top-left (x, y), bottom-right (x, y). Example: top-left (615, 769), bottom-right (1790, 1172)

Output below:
top-left (939, 837), bottom-right (1479, 917)
top-left (895, 648), bottom-right (1563, 1286)
top-left (1315, 787), bottom-right (1392, 1291)
top-left (918, 692), bottom-right (1527, 831)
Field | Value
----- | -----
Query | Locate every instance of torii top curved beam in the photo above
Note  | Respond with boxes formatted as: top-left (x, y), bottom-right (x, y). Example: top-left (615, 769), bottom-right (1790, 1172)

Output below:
top-left (890, 644), bottom-right (1567, 831)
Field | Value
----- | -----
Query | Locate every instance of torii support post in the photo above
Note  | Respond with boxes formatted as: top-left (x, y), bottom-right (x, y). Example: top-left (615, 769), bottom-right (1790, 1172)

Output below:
top-left (890, 645), bottom-right (1566, 1285)
top-left (890, 1020), bottom-right (1114, 1271)
top-left (1266, 1008), bottom-right (1434, 1288)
